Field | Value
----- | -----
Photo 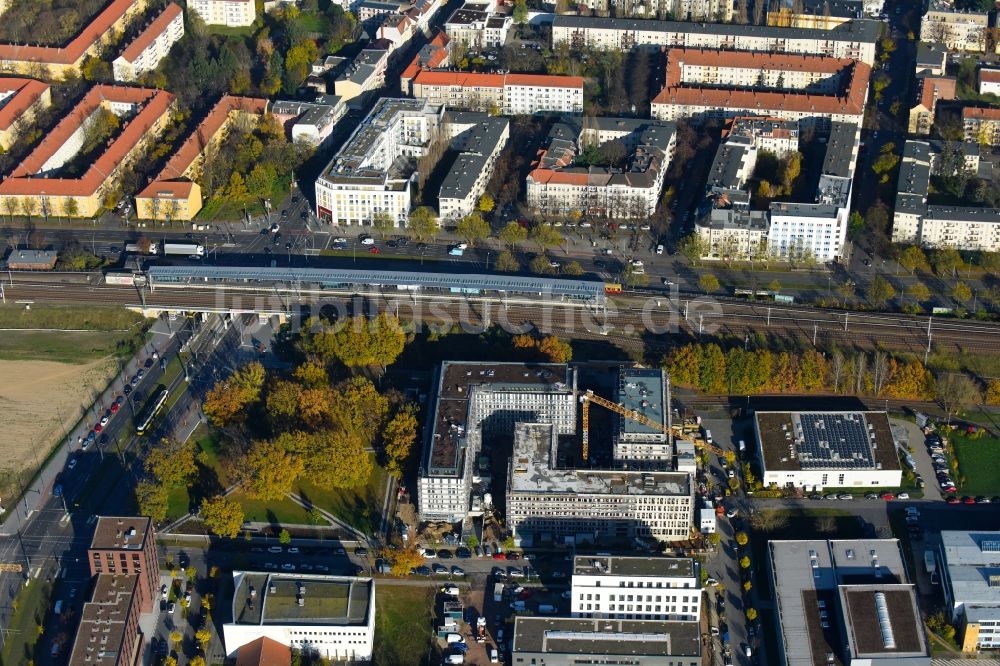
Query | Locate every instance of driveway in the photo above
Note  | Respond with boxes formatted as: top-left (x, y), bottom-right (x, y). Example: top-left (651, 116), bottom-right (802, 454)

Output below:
top-left (893, 418), bottom-right (942, 501)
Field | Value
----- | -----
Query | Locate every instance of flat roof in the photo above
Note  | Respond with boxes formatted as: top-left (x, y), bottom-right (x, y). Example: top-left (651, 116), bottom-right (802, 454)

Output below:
top-left (426, 361), bottom-right (574, 474)
top-left (508, 422), bottom-right (690, 496)
top-left (90, 516), bottom-right (152, 551)
top-left (232, 572), bottom-right (372, 626)
top-left (573, 555), bottom-right (696, 579)
top-left (941, 531), bottom-right (1000, 605)
top-left (756, 411), bottom-right (899, 473)
top-left (512, 617), bottom-right (700, 657)
top-left (146, 266), bottom-right (606, 301)
top-left (67, 574), bottom-right (139, 666)
top-left (616, 367), bottom-right (666, 438)
top-left (840, 585), bottom-right (927, 658)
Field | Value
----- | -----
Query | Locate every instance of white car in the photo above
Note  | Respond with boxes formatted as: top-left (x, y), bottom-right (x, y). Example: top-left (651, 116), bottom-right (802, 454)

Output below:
top-left (455, 242), bottom-right (468, 250)
top-left (630, 260), bottom-right (644, 267)
top-left (897, 492), bottom-right (910, 499)
top-left (270, 223), bottom-right (280, 232)
top-left (161, 584), bottom-right (168, 600)
top-left (360, 236), bottom-right (375, 245)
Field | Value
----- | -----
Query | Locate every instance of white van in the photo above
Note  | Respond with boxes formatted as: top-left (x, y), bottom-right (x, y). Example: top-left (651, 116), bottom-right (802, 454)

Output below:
top-left (446, 633), bottom-right (463, 644)
top-left (490, 647), bottom-right (500, 663)
top-left (656, 244), bottom-right (664, 255)
top-left (445, 655), bottom-right (465, 664)
top-left (704, 429), bottom-right (713, 444)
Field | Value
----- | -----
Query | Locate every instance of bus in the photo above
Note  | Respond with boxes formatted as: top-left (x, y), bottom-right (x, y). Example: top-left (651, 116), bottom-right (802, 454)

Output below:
top-left (135, 385), bottom-right (169, 436)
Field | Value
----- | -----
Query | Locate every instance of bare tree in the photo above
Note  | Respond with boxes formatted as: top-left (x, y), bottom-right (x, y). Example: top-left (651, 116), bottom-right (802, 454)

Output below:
top-left (830, 349), bottom-right (846, 393)
top-left (853, 354), bottom-right (867, 395)
top-left (871, 351), bottom-right (890, 395)
top-left (936, 373), bottom-right (981, 425)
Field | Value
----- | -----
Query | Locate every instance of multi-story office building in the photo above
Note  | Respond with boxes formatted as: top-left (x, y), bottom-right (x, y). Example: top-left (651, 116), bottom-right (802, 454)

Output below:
top-left (224, 573), bottom-right (375, 660)
top-left (754, 411), bottom-right (901, 490)
top-left (651, 49), bottom-right (870, 129)
top-left (0, 85), bottom-right (175, 219)
top-left (418, 362), bottom-right (577, 521)
top-left (410, 71), bottom-right (584, 115)
top-left (964, 106), bottom-right (1000, 146)
top-left (0, 78), bottom-right (51, 150)
top-left (0, 0), bottom-right (148, 78)
top-left (315, 98), bottom-right (442, 227)
top-left (908, 75), bottom-right (957, 135)
top-left (512, 617), bottom-right (701, 666)
top-left (920, 2), bottom-right (989, 53)
top-left (550, 15), bottom-right (881, 65)
top-left (506, 422), bottom-right (694, 546)
top-left (769, 539), bottom-right (930, 666)
top-left (438, 111), bottom-right (509, 220)
top-left (113, 3), bottom-right (183, 82)
top-left (136, 95), bottom-right (267, 221)
top-left (890, 139), bottom-right (1000, 251)
top-left (570, 556), bottom-right (701, 621)
top-left (612, 367), bottom-right (671, 462)
top-left (526, 117), bottom-right (676, 219)
top-left (187, 0), bottom-right (257, 27)
top-left (939, 531), bottom-right (1000, 651)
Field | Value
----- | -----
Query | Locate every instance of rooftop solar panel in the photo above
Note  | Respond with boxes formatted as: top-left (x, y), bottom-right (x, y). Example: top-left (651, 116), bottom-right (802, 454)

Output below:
top-left (795, 412), bottom-right (876, 470)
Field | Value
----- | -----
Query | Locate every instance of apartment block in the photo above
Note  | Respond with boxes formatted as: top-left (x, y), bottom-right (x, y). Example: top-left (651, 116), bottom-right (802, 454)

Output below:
top-left (550, 15), bottom-right (880, 65)
top-left (418, 362), bottom-right (577, 522)
top-left (410, 71), bottom-right (584, 115)
top-left (767, 0), bottom-right (863, 29)
top-left (570, 555), bottom-right (701, 621)
top-left (0, 0), bottom-right (148, 78)
top-left (315, 98), bottom-right (443, 227)
top-left (526, 117), bottom-right (676, 219)
top-left (135, 95), bottom-right (267, 221)
top-left (444, 3), bottom-right (511, 49)
top-left (578, 0), bottom-right (731, 22)
top-left (920, 2), bottom-right (989, 53)
top-left (88, 516), bottom-right (159, 613)
top-left (400, 30), bottom-right (450, 95)
top-left (0, 85), bottom-right (174, 219)
top-left (329, 43), bottom-right (391, 106)
top-left (113, 3), bottom-right (183, 82)
top-left (651, 49), bottom-right (870, 129)
top-left (963, 107), bottom-right (1000, 146)
top-left (271, 95), bottom-right (346, 146)
top-left (915, 42), bottom-right (948, 76)
top-left (0, 78), bottom-right (51, 150)
top-left (188, 0), bottom-right (257, 27)
top-left (438, 111), bottom-right (509, 220)
top-left (66, 574), bottom-right (144, 666)
top-left (908, 75), bottom-right (956, 135)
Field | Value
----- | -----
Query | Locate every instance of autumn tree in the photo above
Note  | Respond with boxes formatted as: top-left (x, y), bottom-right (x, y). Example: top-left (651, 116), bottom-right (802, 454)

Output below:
top-left (478, 193), bottom-right (495, 213)
top-left (898, 246), bottom-right (928, 274)
top-left (407, 206), bottom-right (439, 240)
top-left (698, 273), bottom-right (720, 293)
top-left (563, 261), bottom-right (584, 276)
top-left (495, 250), bottom-right (520, 272)
top-left (303, 314), bottom-right (406, 371)
top-left (371, 211), bottom-right (394, 238)
top-left (293, 361), bottom-right (328, 389)
top-left (908, 282), bottom-right (931, 304)
top-left (735, 531), bottom-right (749, 547)
top-left (383, 405), bottom-right (418, 477)
top-left (331, 376), bottom-right (389, 444)
top-left (867, 275), bottom-right (896, 308)
top-left (135, 481), bottom-right (169, 523)
top-left (985, 379), bottom-right (1000, 405)
top-left (455, 212), bottom-right (490, 246)
top-left (952, 281), bottom-right (973, 303)
top-left (145, 438), bottom-right (197, 488)
top-left (242, 439), bottom-right (305, 500)
top-left (195, 628), bottom-right (211, 651)
top-left (203, 362), bottom-right (266, 425)
top-left (200, 495), bottom-right (244, 539)
top-left (498, 221), bottom-right (527, 249)
top-left (378, 544), bottom-right (425, 576)
top-left (538, 336), bottom-right (573, 363)
top-left (306, 429), bottom-right (372, 490)
top-left (932, 247), bottom-right (963, 276)
top-left (530, 224), bottom-right (562, 251)
top-left (936, 373), bottom-right (981, 423)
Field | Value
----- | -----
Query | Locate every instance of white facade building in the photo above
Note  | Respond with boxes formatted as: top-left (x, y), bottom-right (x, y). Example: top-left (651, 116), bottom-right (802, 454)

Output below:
top-left (980, 68), bottom-right (1000, 96)
top-left (410, 71), bottom-right (584, 115)
top-left (438, 112), bottom-right (509, 220)
top-left (187, 0), bottom-right (257, 27)
top-left (113, 3), bottom-right (183, 82)
top-left (754, 411), bottom-right (902, 490)
top-left (444, 3), bottom-right (511, 49)
top-left (920, 4), bottom-right (989, 53)
top-left (550, 15), bottom-right (880, 66)
top-left (271, 96), bottom-right (347, 146)
top-left (315, 98), bottom-right (441, 227)
top-left (223, 573), bottom-right (375, 660)
top-left (940, 531), bottom-right (1000, 650)
top-left (570, 556), bottom-right (701, 621)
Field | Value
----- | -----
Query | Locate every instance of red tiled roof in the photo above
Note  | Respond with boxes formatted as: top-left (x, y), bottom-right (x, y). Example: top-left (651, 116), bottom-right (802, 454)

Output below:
top-left (653, 48), bottom-right (870, 117)
top-left (118, 3), bottom-right (182, 64)
top-left (504, 73), bottom-right (584, 88)
top-left (0, 78), bottom-right (50, 131)
top-left (0, 85), bottom-right (175, 197)
top-left (917, 76), bottom-right (956, 111)
top-left (980, 69), bottom-right (1000, 84)
top-left (413, 70), bottom-right (583, 90)
top-left (0, 0), bottom-right (138, 66)
top-left (139, 95), bottom-right (267, 198)
top-left (401, 31), bottom-right (450, 82)
top-left (963, 106), bottom-right (1000, 120)
top-left (235, 637), bottom-right (291, 666)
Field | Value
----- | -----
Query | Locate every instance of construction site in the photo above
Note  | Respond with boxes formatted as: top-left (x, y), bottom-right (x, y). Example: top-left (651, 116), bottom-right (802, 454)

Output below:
top-left (406, 361), bottom-right (725, 551)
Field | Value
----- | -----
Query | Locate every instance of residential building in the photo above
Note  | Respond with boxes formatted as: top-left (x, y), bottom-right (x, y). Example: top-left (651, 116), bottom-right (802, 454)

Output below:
top-left (0, 0), bottom-right (148, 78)
top-left (612, 367), bottom-right (671, 462)
top-left (963, 106), bottom-right (1000, 146)
top-left (915, 41), bottom-right (948, 76)
top-left (4, 249), bottom-right (58, 270)
top-left (400, 30), bottom-right (450, 95)
top-left (980, 68), bottom-right (1000, 96)
top-left (506, 422), bottom-right (694, 546)
top-left (66, 574), bottom-right (144, 666)
top-left (0, 85), bottom-right (175, 219)
top-left (410, 71), bottom-right (584, 115)
top-left (920, 1), bottom-right (988, 53)
top-left (890, 139), bottom-right (1000, 251)
top-left (939, 531), bottom-right (1000, 651)
top-left (0, 77), bottom-right (51, 150)
top-left (88, 516), bottom-right (158, 613)
top-left (550, 15), bottom-right (881, 66)
top-left (437, 111), bottom-right (509, 220)
top-left (570, 556), bottom-right (701, 621)
top-left (908, 75), bottom-right (956, 135)
top-left (113, 3), bottom-right (183, 82)
top-left (223, 572), bottom-right (375, 660)
top-left (329, 43), bottom-right (391, 106)
top-left (526, 117), bottom-right (676, 219)
top-left (359, 0), bottom-right (442, 34)
top-left (374, 13), bottom-right (415, 53)
top-left (581, 0), bottom-right (731, 22)
top-left (417, 361), bottom-right (577, 522)
top-left (753, 411), bottom-right (902, 490)
top-left (135, 95), bottom-right (266, 221)
top-left (511, 617), bottom-right (701, 666)
top-left (271, 96), bottom-right (346, 146)
top-left (651, 49), bottom-right (870, 129)
top-left (767, 0), bottom-right (862, 29)
top-left (769, 539), bottom-right (929, 666)
top-left (444, 3), bottom-right (511, 49)
top-left (187, 0), bottom-right (257, 27)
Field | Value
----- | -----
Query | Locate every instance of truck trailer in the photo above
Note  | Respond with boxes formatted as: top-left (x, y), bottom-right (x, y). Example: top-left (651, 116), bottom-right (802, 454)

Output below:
top-left (163, 243), bottom-right (205, 257)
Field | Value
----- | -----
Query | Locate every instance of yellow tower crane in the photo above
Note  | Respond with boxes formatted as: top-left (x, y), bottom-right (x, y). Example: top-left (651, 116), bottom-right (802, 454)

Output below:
top-left (579, 389), bottom-right (727, 461)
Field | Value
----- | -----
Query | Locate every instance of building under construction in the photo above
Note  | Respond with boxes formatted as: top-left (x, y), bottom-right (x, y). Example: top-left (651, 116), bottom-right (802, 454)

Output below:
top-left (416, 361), bottom-right (695, 546)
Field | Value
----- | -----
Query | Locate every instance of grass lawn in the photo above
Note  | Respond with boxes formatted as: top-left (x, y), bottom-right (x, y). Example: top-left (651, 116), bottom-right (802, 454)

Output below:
top-left (165, 426), bottom-right (227, 521)
top-left (373, 585), bottom-right (435, 666)
top-left (952, 431), bottom-right (1000, 496)
top-left (198, 176), bottom-right (291, 222)
top-left (0, 330), bottom-right (140, 363)
top-left (1, 578), bottom-right (53, 665)
top-left (293, 455), bottom-right (388, 532)
top-left (231, 491), bottom-right (316, 525)
top-left (0, 305), bottom-right (145, 330)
